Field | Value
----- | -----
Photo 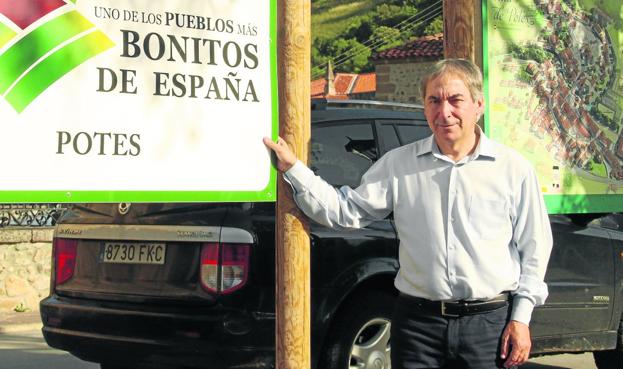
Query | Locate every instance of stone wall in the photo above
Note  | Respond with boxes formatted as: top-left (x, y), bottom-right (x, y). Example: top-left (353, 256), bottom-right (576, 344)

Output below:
top-left (0, 228), bottom-right (53, 313)
top-left (375, 59), bottom-right (439, 104)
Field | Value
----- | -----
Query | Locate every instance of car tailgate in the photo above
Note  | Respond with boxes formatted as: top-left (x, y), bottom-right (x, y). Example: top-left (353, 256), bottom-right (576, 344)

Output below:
top-left (52, 203), bottom-right (254, 304)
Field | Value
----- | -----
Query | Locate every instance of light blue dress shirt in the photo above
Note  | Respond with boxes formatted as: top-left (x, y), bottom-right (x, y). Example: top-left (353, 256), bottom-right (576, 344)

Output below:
top-left (284, 132), bottom-right (553, 325)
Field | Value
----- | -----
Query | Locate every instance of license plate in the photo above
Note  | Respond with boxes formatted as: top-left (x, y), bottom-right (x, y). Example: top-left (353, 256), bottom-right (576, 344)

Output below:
top-left (101, 242), bottom-right (166, 265)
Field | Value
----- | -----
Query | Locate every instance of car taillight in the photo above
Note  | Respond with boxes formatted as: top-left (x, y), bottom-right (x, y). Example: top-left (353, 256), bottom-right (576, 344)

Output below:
top-left (200, 243), bottom-right (250, 294)
top-left (53, 238), bottom-right (78, 286)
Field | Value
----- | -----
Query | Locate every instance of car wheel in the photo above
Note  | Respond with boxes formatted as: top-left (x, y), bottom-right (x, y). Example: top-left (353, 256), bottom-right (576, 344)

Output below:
top-left (594, 319), bottom-right (623, 369)
top-left (320, 290), bottom-right (394, 369)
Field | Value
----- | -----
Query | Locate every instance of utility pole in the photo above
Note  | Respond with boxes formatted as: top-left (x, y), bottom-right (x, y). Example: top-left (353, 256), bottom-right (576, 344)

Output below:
top-left (276, 0), bottom-right (311, 369)
top-left (443, 0), bottom-right (479, 62)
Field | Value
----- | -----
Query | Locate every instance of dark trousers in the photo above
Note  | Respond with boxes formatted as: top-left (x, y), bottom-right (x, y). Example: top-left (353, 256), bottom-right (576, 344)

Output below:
top-left (391, 294), bottom-right (514, 369)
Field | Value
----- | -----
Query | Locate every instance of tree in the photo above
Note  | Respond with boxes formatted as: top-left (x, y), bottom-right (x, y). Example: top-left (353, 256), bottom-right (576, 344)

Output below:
top-left (423, 17), bottom-right (442, 35)
top-left (311, 0), bottom-right (442, 77)
top-left (326, 38), bottom-right (372, 73)
top-left (372, 26), bottom-right (403, 52)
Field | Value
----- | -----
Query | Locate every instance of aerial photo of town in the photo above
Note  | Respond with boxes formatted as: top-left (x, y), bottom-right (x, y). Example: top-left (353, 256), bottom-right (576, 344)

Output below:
top-left (486, 0), bottom-right (622, 200)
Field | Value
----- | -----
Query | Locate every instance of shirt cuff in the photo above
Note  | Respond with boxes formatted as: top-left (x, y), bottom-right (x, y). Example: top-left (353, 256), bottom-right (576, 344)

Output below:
top-left (511, 295), bottom-right (535, 325)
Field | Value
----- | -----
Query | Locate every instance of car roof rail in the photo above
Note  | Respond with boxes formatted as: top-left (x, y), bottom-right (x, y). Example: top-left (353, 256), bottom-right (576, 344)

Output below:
top-left (311, 98), bottom-right (424, 112)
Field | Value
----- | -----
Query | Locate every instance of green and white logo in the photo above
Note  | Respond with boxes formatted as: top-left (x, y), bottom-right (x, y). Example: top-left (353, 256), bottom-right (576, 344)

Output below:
top-left (0, 0), bottom-right (113, 112)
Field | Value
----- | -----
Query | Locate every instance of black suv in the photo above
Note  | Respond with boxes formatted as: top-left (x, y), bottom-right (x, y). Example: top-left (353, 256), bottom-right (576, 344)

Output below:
top-left (41, 100), bottom-right (623, 369)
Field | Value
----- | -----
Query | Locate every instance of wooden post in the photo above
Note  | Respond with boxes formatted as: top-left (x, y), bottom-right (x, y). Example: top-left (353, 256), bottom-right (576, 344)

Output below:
top-left (276, 1), bottom-right (311, 369)
top-left (473, 0), bottom-right (484, 68)
top-left (443, 0), bottom-right (477, 61)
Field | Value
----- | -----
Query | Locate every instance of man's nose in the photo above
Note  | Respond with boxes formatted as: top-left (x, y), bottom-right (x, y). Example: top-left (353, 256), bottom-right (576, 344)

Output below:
top-left (440, 101), bottom-right (452, 118)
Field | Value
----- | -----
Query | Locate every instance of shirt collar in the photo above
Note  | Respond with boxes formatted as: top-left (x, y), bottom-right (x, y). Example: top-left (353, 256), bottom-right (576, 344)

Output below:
top-left (473, 126), bottom-right (497, 159)
top-left (414, 126), bottom-right (497, 160)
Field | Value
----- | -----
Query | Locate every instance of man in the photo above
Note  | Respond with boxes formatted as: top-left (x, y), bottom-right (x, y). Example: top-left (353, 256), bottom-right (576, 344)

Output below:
top-left (263, 58), bottom-right (552, 369)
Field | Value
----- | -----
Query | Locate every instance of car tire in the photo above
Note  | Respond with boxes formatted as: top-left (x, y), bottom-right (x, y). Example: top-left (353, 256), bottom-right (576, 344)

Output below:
top-left (594, 319), bottom-right (623, 369)
top-left (320, 290), bottom-right (394, 369)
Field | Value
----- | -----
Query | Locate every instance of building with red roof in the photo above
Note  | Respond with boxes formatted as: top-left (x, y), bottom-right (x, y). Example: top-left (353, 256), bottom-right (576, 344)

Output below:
top-left (311, 62), bottom-right (376, 100)
top-left (311, 33), bottom-right (447, 103)
top-left (374, 33), bottom-right (444, 61)
top-left (350, 73), bottom-right (376, 100)
top-left (575, 120), bottom-right (591, 139)
top-left (372, 33), bottom-right (444, 103)
top-left (616, 137), bottom-right (623, 160)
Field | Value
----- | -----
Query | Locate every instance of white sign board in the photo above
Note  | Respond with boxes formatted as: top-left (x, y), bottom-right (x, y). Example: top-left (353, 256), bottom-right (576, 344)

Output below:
top-left (0, 0), bottom-right (277, 202)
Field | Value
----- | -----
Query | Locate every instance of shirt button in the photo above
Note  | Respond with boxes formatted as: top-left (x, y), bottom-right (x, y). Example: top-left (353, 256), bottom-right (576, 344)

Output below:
top-left (451, 217), bottom-right (455, 222)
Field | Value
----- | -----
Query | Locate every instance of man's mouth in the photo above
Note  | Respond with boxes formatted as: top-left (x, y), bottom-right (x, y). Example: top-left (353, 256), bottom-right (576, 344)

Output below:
top-left (434, 121), bottom-right (457, 127)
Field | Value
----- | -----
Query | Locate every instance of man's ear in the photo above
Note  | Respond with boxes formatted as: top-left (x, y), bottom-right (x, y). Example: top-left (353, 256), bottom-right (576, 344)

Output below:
top-left (477, 96), bottom-right (485, 116)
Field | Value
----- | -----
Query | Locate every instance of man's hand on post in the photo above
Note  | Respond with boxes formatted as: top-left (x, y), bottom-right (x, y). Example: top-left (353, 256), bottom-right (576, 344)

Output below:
top-left (263, 136), bottom-right (298, 172)
top-left (500, 320), bottom-right (531, 368)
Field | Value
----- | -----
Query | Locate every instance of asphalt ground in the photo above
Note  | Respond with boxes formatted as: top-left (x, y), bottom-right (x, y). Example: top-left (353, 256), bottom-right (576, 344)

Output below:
top-left (0, 311), bottom-right (598, 369)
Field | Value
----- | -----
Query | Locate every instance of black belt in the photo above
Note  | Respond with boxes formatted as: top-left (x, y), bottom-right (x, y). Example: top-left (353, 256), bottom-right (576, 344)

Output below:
top-left (400, 292), bottom-right (510, 318)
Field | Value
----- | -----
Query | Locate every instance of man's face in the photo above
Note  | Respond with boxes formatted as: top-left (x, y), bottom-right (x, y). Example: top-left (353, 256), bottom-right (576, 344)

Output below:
top-left (423, 74), bottom-right (484, 146)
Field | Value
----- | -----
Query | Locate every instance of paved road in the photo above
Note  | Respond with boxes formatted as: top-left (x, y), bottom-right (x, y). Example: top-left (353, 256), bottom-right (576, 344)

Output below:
top-left (0, 329), bottom-right (598, 369)
top-left (525, 353), bottom-right (597, 369)
top-left (0, 329), bottom-right (98, 369)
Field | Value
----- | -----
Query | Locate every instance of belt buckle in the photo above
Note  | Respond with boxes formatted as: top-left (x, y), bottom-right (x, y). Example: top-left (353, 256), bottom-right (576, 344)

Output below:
top-left (441, 302), bottom-right (459, 317)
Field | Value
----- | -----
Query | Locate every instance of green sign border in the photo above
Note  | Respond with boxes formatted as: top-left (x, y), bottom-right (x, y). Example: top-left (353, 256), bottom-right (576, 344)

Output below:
top-left (482, 0), bottom-right (623, 214)
top-left (0, 0), bottom-right (278, 204)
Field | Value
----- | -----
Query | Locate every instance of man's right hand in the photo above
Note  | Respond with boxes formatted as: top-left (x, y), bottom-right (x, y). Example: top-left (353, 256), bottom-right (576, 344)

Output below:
top-left (263, 136), bottom-right (298, 172)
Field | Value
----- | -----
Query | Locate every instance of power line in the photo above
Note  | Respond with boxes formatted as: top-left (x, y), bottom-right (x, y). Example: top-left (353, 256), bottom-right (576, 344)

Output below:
top-left (319, 7), bottom-right (442, 76)
top-left (311, 5), bottom-right (441, 78)
top-left (311, 0), bottom-right (442, 79)
top-left (316, 0), bottom-right (442, 66)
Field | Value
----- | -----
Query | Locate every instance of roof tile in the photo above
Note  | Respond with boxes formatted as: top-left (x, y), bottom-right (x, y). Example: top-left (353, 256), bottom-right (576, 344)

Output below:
top-left (311, 72), bottom-right (376, 98)
top-left (373, 33), bottom-right (443, 60)
top-left (351, 73), bottom-right (376, 94)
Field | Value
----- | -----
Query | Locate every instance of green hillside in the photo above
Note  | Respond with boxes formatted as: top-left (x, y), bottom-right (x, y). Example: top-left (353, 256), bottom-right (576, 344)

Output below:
top-left (312, 0), bottom-right (387, 41)
top-left (310, 0), bottom-right (442, 77)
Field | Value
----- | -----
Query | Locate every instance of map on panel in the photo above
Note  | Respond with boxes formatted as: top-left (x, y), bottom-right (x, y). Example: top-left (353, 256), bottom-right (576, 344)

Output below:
top-left (484, 0), bottom-right (623, 212)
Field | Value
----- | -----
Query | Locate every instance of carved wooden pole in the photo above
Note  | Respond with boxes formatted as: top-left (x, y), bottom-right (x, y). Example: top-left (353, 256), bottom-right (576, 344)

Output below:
top-left (276, 0), bottom-right (311, 368)
top-left (443, 0), bottom-right (477, 61)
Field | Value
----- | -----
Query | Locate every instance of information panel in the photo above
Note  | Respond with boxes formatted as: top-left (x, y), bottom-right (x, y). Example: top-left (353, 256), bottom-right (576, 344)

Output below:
top-left (0, 0), bottom-right (277, 202)
top-left (483, 0), bottom-right (623, 213)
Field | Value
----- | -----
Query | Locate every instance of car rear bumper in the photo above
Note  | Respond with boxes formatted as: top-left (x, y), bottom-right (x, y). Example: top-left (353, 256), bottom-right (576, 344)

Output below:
top-left (40, 295), bottom-right (275, 368)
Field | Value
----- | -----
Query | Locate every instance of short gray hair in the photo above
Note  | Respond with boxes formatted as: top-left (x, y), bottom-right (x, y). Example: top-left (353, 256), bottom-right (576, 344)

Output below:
top-left (420, 59), bottom-right (484, 102)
